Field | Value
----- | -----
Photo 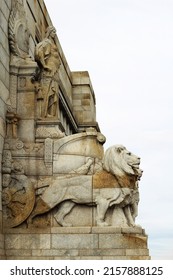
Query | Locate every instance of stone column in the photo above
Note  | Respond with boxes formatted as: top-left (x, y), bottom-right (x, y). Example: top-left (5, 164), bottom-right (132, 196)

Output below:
top-left (0, 0), bottom-right (12, 260)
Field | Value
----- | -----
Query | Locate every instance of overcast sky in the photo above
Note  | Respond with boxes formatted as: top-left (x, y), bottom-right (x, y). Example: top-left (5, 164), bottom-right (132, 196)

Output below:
top-left (44, 0), bottom-right (173, 260)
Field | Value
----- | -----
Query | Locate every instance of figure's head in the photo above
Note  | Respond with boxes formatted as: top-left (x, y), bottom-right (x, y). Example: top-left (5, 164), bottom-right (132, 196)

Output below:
top-left (46, 26), bottom-right (56, 39)
top-left (12, 161), bottom-right (24, 174)
top-left (103, 145), bottom-right (142, 178)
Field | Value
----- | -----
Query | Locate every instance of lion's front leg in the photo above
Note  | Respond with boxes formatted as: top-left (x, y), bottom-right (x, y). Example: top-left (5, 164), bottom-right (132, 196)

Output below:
top-left (54, 201), bottom-right (75, 227)
top-left (124, 205), bottom-right (135, 227)
top-left (131, 202), bottom-right (138, 221)
top-left (27, 198), bottom-right (51, 225)
top-left (95, 196), bottom-right (109, 226)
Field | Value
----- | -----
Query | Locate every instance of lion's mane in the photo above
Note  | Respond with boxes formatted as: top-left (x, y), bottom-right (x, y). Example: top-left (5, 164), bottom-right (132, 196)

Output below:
top-left (102, 145), bottom-right (142, 188)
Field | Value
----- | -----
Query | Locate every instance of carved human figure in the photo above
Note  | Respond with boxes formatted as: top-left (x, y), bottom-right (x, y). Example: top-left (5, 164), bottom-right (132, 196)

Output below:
top-left (35, 26), bottom-right (61, 118)
top-left (6, 113), bottom-right (20, 138)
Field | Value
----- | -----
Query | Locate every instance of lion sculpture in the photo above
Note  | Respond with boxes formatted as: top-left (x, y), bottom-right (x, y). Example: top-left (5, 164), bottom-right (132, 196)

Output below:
top-left (28, 145), bottom-right (142, 227)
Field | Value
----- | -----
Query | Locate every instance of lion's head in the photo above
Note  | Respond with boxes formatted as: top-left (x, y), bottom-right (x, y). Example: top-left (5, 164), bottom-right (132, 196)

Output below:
top-left (102, 145), bottom-right (142, 188)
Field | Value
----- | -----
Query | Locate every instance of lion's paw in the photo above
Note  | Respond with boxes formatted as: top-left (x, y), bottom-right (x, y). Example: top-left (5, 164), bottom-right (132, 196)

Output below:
top-left (97, 220), bottom-right (109, 227)
top-left (61, 222), bottom-right (73, 227)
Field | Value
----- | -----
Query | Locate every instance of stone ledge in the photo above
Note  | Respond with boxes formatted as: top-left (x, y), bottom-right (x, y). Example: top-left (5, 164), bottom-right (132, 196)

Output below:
top-left (6, 256), bottom-right (54, 260)
top-left (3, 227), bottom-right (51, 234)
top-left (91, 227), bottom-right (121, 234)
top-left (121, 227), bottom-right (143, 234)
top-left (126, 248), bottom-right (150, 256)
top-left (78, 248), bottom-right (126, 256)
top-left (51, 227), bottom-right (92, 234)
top-left (5, 249), bottom-right (32, 256)
top-left (3, 230), bottom-right (150, 260)
top-left (3, 226), bottom-right (146, 235)
top-left (5, 255), bottom-right (151, 260)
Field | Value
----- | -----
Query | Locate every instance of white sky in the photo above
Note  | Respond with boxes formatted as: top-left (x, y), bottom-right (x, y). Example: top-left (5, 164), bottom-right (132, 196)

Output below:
top-left (44, 0), bottom-right (173, 260)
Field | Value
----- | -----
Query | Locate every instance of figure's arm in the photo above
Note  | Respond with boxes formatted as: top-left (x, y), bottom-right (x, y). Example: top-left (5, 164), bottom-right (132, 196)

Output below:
top-left (35, 40), bottom-right (51, 70)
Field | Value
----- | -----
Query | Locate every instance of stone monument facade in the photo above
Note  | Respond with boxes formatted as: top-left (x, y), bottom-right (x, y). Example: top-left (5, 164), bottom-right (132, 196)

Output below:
top-left (0, 0), bottom-right (150, 259)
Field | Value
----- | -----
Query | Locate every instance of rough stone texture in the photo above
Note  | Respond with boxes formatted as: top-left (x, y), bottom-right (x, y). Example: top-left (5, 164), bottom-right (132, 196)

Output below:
top-left (0, 0), bottom-right (150, 260)
top-left (3, 228), bottom-right (150, 260)
top-left (0, 0), bottom-right (12, 260)
top-left (72, 71), bottom-right (96, 128)
top-left (0, 234), bottom-right (5, 260)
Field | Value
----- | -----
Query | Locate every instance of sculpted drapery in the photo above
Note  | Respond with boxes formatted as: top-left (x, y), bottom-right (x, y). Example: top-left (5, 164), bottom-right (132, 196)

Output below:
top-left (35, 26), bottom-right (61, 118)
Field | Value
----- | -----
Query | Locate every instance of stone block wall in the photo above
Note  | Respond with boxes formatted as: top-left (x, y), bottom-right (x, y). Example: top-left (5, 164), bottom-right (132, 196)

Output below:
top-left (4, 227), bottom-right (150, 260)
top-left (0, 0), bottom-right (12, 259)
top-left (72, 71), bottom-right (97, 130)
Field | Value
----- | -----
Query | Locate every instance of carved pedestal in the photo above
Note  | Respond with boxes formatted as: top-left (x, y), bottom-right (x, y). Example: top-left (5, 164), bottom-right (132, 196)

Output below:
top-left (36, 119), bottom-right (65, 142)
top-left (3, 227), bottom-right (150, 260)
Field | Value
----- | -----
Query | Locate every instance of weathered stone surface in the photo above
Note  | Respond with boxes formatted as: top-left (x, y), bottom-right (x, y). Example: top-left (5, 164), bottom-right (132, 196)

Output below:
top-left (32, 249), bottom-right (79, 257)
top-left (121, 226), bottom-right (143, 234)
top-left (72, 71), bottom-right (96, 125)
top-left (53, 155), bottom-right (89, 174)
top-left (0, 99), bottom-right (6, 120)
top-left (126, 248), bottom-right (150, 256)
top-left (3, 228), bottom-right (51, 234)
top-left (0, 117), bottom-right (6, 138)
top-left (18, 120), bottom-right (35, 142)
top-left (79, 248), bottom-right (126, 256)
top-left (51, 227), bottom-right (92, 234)
top-left (91, 227), bottom-right (121, 234)
top-left (3, 230), bottom-right (149, 259)
top-left (2, 170), bottom-right (35, 228)
top-left (34, 26), bottom-right (61, 119)
top-left (17, 92), bottom-right (35, 118)
top-left (5, 234), bottom-right (51, 250)
top-left (0, 80), bottom-right (9, 104)
top-left (0, 212), bottom-right (3, 232)
top-left (54, 131), bottom-right (104, 158)
top-left (52, 206), bottom-right (93, 228)
top-left (99, 233), bottom-right (148, 249)
top-left (0, 0), bottom-right (150, 260)
top-left (6, 249), bottom-right (32, 257)
top-left (0, 192), bottom-right (2, 212)
top-left (52, 234), bottom-right (98, 250)
top-left (0, 233), bottom-right (4, 248)
top-left (93, 170), bottom-right (118, 188)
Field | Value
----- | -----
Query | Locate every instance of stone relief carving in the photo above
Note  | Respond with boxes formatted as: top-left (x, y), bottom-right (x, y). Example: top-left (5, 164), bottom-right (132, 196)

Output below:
top-left (4, 5), bottom-right (144, 230)
top-left (8, 0), bottom-right (31, 63)
top-left (69, 157), bottom-right (94, 175)
top-left (2, 162), bottom-right (35, 228)
top-left (2, 104), bottom-right (142, 229)
top-left (6, 112), bottom-right (20, 139)
top-left (2, 136), bottom-right (44, 228)
top-left (36, 126), bottom-right (65, 139)
top-left (2, 115), bottom-right (143, 229)
top-left (3, 139), bottom-right (44, 157)
top-left (34, 26), bottom-right (61, 119)
top-left (2, 148), bottom-right (13, 174)
top-left (27, 145), bottom-right (142, 228)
